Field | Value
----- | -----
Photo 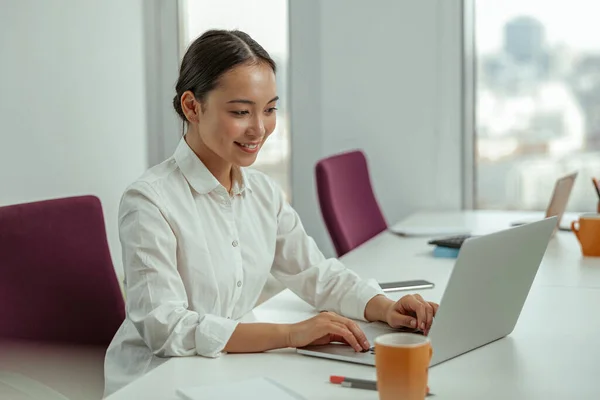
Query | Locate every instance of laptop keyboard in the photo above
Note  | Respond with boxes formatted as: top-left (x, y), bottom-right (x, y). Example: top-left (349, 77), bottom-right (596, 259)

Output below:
top-left (362, 346), bottom-right (376, 354)
top-left (428, 234), bottom-right (473, 249)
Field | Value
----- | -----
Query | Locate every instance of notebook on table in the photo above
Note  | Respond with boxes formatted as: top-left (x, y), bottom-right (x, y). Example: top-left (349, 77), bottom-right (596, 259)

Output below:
top-left (176, 377), bottom-right (306, 400)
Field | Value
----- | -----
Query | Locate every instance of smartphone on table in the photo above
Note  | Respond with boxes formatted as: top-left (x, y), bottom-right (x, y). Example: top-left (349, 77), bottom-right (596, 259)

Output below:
top-left (378, 279), bottom-right (434, 292)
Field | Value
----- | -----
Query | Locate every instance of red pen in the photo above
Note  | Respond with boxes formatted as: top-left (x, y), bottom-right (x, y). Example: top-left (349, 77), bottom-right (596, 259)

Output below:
top-left (330, 376), bottom-right (433, 396)
top-left (330, 375), bottom-right (377, 390)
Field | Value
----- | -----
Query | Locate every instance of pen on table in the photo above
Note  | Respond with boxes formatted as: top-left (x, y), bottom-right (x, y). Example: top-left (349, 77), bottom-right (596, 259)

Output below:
top-left (330, 375), bottom-right (377, 390)
top-left (330, 376), bottom-right (434, 396)
top-left (592, 177), bottom-right (600, 200)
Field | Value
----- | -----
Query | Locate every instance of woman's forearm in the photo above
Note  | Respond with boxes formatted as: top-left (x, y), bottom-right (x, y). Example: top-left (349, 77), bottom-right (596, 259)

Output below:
top-left (224, 295), bottom-right (394, 353)
top-left (224, 323), bottom-right (290, 353)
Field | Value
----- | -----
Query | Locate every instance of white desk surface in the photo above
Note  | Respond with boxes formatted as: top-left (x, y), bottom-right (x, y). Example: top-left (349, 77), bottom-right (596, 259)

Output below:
top-left (106, 211), bottom-right (600, 400)
top-left (0, 340), bottom-right (105, 400)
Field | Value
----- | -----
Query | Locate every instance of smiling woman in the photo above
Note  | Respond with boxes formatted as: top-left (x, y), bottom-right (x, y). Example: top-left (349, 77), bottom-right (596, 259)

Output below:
top-left (179, 0), bottom-right (291, 199)
top-left (172, 30), bottom-right (279, 192)
top-left (102, 29), bottom-right (438, 398)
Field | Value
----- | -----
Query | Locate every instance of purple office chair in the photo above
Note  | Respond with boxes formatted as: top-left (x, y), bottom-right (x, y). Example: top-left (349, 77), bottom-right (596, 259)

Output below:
top-left (316, 150), bottom-right (388, 257)
top-left (0, 195), bottom-right (125, 346)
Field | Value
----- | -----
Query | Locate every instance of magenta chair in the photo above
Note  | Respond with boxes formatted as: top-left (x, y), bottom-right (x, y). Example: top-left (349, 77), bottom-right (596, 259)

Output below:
top-left (316, 150), bottom-right (388, 257)
top-left (0, 195), bottom-right (125, 346)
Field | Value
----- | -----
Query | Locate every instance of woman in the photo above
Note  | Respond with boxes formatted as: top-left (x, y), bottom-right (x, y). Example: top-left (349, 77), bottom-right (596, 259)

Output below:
top-left (103, 29), bottom-right (438, 396)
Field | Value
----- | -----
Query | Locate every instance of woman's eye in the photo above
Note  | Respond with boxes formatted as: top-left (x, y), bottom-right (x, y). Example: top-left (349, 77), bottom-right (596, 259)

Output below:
top-left (231, 110), bottom-right (250, 116)
top-left (265, 107), bottom-right (278, 114)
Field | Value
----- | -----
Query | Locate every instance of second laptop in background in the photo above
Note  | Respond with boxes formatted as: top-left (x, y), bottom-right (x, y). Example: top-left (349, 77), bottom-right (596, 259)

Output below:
top-left (510, 171), bottom-right (578, 231)
top-left (429, 171), bottom-right (578, 250)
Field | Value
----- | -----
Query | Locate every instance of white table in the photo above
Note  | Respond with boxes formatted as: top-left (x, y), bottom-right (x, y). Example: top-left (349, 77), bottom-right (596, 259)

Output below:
top-left (358, 210), bottom-right (600, 290)
top-left (106, 211), bottom-right (600, 400)
top-left (0, 340), bottom-right (105, 400)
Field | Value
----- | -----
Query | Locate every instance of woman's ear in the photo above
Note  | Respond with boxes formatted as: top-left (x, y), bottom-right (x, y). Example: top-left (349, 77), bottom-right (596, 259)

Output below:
top-left (181, 91), bottom-right (200, 123)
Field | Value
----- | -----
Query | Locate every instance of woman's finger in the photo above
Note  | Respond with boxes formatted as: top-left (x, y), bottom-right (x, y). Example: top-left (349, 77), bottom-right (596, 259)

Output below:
top-left (325, 313), bottom-right (370, 350)
top-left (399, 295), bottom-right (429, 331)
top-left (328, 322), bottom-right (362, 352)
top-left (415, 294), bottom-right (434, 332)
top-left (429, 302), bottom-right (439, 316)
top-left (387, 311), bottom-right (418, 329)
top-left (328, 334), bottom-right (349, 345)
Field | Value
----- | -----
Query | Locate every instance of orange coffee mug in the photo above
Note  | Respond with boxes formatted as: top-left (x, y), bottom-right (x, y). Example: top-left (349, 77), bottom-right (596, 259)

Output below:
top-left (572, 213), bottom-right (600, 257)
top-left (375, 333), bottom-right (431, 400)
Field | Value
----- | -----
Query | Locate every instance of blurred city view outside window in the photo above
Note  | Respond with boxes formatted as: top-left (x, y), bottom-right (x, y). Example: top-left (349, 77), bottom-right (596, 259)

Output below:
top-left (475, 0), bottom-right (600, 212)
top-left (179, 0), bottom-right (291, 199)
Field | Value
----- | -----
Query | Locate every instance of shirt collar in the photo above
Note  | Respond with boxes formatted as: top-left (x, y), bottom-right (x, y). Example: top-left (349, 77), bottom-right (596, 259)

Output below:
top-left (174, 137), bottom-right (252, 196)
top-left (231, 166), bottom-right (252, 195)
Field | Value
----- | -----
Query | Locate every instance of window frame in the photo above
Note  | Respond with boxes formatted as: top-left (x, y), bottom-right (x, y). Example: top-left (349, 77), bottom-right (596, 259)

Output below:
top-left (463, 0), bottom-right (476, 210)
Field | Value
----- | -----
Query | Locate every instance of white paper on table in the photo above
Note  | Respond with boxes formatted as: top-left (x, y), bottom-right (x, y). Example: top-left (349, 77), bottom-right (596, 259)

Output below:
top-left (176, 377), bottom-right (306, 400)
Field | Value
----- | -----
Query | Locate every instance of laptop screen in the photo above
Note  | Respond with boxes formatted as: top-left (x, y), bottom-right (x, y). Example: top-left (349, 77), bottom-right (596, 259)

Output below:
top-left (545, 172), bottom-right (577, 222)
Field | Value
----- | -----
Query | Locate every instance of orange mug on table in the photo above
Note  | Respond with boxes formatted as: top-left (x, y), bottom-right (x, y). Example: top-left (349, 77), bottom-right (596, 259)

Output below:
top-left (375, 333), bottom-right (431, 400)
top-left (572, 213), bottom-right (600, 257)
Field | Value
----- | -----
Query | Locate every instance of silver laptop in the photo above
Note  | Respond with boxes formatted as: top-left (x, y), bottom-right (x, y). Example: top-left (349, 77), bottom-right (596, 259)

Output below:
top-left (510, 171), bottom-right (578, 231)
top-left (297, 217), bottom-right (556, 367)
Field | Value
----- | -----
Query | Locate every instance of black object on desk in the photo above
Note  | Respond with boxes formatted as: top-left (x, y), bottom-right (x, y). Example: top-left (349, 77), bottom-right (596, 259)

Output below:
top-left (428, 234), bottom-right (473, 249)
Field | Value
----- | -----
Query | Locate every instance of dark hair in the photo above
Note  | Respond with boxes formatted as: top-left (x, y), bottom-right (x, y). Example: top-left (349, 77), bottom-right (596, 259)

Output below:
top-left (173, 29), bottom-right (276, 122)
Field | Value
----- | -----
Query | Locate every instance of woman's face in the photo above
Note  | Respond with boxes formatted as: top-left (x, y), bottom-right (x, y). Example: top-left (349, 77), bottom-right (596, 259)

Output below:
top-left (190, 62), bottom-right (278, 168)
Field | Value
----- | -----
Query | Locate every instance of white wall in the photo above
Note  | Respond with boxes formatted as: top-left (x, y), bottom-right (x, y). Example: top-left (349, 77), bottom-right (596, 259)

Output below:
top-left (0, 0), bottom-right (148, 278)
top-left (288, 0), bottom-right (327, 251)
top-left (290, 0), bottom-right (464, 256)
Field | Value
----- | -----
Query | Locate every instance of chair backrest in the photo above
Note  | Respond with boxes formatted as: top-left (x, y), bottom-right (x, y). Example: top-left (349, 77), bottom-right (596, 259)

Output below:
top-left (0, 195), bottom-right (125, 346)
top-left (315, 150), bottom-right (387, 257)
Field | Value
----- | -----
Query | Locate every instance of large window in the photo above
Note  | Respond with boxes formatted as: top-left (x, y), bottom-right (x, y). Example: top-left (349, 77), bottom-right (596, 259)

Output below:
top-left (474, 0), bottom-right (600, 212)
top-left (179, 0), bottom-right (290, 198)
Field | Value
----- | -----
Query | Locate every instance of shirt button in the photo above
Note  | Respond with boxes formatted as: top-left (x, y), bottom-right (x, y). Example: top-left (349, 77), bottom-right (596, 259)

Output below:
top-left (232, 240), bottom-right (238, 247)
top-left (237, 281), bottom-right (242, 287)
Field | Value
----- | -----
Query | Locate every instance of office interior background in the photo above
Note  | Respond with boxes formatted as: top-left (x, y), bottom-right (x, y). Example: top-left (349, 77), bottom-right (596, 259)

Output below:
top-left (1, 0), bottom-right (600, 397)
top-left (3, 0), bottom-right (599, 279)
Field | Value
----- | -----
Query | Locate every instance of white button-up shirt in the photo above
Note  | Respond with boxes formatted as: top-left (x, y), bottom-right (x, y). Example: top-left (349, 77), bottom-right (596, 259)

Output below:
top-left (103, 138), bottom-right (384, 396)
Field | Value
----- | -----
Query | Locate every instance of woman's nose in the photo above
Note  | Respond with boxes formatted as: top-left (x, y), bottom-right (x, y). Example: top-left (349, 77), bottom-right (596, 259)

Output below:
top-left (250, 115), bottom-right (266, 136)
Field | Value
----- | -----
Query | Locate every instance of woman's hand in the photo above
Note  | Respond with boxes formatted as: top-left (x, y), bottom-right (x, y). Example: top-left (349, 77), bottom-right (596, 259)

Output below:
top-left (386, 294), bottom-right (439, 335)
top-left (285, 312), bottom-right (371, 352)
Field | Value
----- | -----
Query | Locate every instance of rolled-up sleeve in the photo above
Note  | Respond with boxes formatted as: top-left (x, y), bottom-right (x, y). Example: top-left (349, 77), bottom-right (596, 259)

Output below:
top-left (269, 192), bottom-right (384, 321)
top-left (120, 182), bottom-right (238, 358)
